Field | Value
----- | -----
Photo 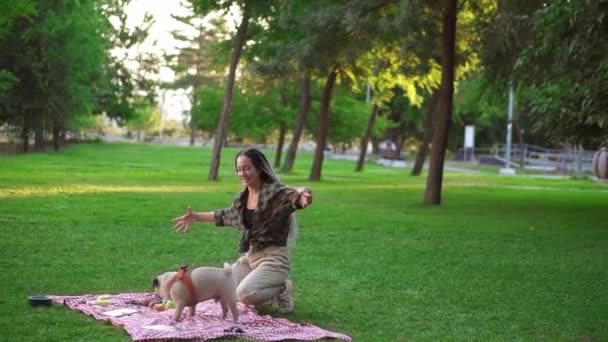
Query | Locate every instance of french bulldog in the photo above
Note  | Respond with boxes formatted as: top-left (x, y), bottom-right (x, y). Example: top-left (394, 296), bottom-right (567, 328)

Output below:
top-left (153, 263), bottom-right (238, 322)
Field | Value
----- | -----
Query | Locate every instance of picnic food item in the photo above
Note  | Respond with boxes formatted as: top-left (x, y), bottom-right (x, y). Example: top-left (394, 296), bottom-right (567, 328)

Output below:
top-left (163, 300), bottom-right (176, 309)
top-left (94, 298), bottom-right (112, 306)
top-left (87, 295), bottom-right (113, 306)
top-left (147, 298), bottom-right (162, 308)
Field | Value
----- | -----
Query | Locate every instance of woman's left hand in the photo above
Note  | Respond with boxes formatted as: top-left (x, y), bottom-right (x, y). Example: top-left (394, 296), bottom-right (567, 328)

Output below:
top-left (296, 187), bottom-right (313, 208)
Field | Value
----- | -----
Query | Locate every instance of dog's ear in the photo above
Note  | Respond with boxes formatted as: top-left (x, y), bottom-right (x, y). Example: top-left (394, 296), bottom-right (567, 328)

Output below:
top-left (152, 277), bottom-right (159, 289)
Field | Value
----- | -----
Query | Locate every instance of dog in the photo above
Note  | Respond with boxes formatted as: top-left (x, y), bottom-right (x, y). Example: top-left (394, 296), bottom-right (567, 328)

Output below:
top-left (153, 263), bottom-right (238, 322)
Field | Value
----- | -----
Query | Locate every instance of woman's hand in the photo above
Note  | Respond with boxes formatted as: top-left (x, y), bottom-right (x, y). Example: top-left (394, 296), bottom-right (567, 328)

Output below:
top-left (172, 206), bottom-right (197, 233)
top-left (296, 187), bottom-right (313, 208)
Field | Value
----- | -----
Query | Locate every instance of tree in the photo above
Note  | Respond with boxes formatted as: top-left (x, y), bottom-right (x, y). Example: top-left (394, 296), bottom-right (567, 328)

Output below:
top-left (165, 1), bottom-right (228, 146)
top-left (0, 0), bottom-right (35, 92)
top-left (98, 0), bottom-right (159, 124)
top-left (282, 75), bottom-right (311, 172)
top-left (0, 0), bottom-right (159, 152)
top-left (193, 0), bottom-right (266, 181)
top-left (355, 46), bottom-right (441, 172)
top-left (403, 0), bottom-right (491, 177)
top-left (192, 82), bottom-right (295, 145)
top-left (309, 70), bottom-right (338, 180)
top-left (423, 0), bottom-right (457, 205)
top-left (0, 0), bottom-right (108, 152)
top-left (306, 86), bottom-right (375, 153)
top-left (513, 0), bottom-right (608, 146)
top-left (241, 1), bottom-right (314, 172)
top-left (411, 90), bottom-right (439, 175)
top-left (287, 0), bottom-right (395, 181)
top-left (476, 0), bottom-right (608, 146)
top-left (125, 103), bottom-right (161, 141)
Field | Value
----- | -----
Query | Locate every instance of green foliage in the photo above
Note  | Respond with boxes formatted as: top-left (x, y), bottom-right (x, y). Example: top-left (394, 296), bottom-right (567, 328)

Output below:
top-left (193, 84), bottom-right (296, 143)
top-left (98, 0), bottom-right (159, 122)
top-left (67, 113), bottom-right (103, 134)
top-left (0, 0), bottom-right (161, 150)
top-left (164, 1), bottom-right (228, 91)
top-left (192, 84), bottom-right (224, 133)
top-left (305, 86), bottom-right (381, 149)
top-left (452, 73), bottom-right (508, 147)
top-left (0, 69), bottom-right (17, 93)
top-left (232, 87), bottom-right (295, 142)
top-left (0, 0), bottom-right (108, 139)
top-left (481, 0), bottom-right (607, 146)
top-left (0, 0), bottom-right (36, 39)
top-left (125, 103), bottom-right (161, 136)
top-left (514, 0), bottom-right (608, 146)
top-left (0, 0), bottom-right (35, 92)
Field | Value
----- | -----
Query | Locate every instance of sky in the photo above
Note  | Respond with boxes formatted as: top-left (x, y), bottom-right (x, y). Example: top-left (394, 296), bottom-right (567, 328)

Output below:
top-left (124, 1), bottom-right (237, 122)
top-left (124, 0), bottom-right (189, 121)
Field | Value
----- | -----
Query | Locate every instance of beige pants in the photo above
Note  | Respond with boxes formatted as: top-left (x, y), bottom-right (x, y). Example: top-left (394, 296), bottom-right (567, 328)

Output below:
top-left (232, 246), bottom-right (290, 306)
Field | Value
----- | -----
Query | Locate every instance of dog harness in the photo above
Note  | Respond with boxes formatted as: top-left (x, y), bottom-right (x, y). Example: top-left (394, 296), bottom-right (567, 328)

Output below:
top-left (165, 265), bottom-right (196, 305)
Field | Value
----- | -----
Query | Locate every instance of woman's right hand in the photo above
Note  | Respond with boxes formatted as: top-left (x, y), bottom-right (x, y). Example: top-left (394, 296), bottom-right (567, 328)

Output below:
top-left (172, 206), bottom-right (197, 233)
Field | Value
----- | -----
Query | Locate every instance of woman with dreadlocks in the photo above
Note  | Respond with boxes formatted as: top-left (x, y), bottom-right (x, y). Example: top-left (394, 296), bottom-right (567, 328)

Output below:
top-left (172, 148), bottom-right (313, 313)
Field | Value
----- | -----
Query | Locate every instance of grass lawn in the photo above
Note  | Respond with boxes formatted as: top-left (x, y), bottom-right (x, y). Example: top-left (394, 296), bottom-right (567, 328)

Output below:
top-left (1, 142), bottom-right (607, 341)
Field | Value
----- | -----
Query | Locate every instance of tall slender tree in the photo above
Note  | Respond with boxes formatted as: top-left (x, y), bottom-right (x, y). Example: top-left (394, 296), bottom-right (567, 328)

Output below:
top-left (98, 0), bottom-right (158, 123)
top-left (411, 89), bottom-right (439, 175)
top-left (165, 1), bottom-right (227, 146)
top-left (282, 75), bottom-right (311, 172)
top-left (423, 0), bottom-right (458, 205)
top-left (191, 0), bottom-right (275, 180)
top-left (309, 70), bottom-right (338, 180)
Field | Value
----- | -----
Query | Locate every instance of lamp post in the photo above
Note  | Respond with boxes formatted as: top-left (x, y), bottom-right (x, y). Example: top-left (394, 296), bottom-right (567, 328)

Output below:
top-left (500, 82), bottom-right (516, 175)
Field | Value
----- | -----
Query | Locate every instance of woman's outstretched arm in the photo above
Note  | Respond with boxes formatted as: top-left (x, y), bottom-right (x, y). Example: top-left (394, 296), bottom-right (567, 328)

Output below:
top-left (172, 206), bottom-right (215, 233)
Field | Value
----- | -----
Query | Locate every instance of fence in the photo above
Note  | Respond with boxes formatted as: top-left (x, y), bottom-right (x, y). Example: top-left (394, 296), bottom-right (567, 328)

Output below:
top-left (456, 144), bottom-right (597, 173)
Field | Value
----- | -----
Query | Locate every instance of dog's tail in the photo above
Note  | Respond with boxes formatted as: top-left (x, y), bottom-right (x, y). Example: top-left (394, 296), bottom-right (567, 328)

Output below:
top-left (223, 262), bottom-right (232, 276)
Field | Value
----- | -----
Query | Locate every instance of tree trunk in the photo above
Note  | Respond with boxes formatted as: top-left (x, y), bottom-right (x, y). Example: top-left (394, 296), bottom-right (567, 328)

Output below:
top-left (371, 135), bottom-right (379, 155)
top-left (208, 5), bottom-right (250, 181)
top-left (275, 122), bottom-right (286, 168)
top-left (282, 75), bottom-right (311, 172)
top-left (412, 90), bottom-right (440, 176)
top-left (52, 123), bottom-right (61, 152)
top-left (274, 90), bottom-right (289, 168)
top-left (21, 121), bottom-right (29, 153)
top-left (355, 104), bottom-right (379, 171)
top-left (514, 119), bottom-right (525, 168)
top-left (383, 109), bottom-right (402, 149)
top-left (309, 70), bottom-right (338, 181)
top-left (423, 0), bottom-right (457, 205)
top-left (189, 117), bottom-right (196, 146)
top-left (190, 48), bottom-right (203, 147)
top-left (34, 122), bottom-right (44, 151)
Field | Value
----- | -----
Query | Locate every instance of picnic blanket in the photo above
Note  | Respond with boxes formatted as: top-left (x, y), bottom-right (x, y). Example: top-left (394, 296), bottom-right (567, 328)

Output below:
top-left (50, 293), bottom-right (351, 341)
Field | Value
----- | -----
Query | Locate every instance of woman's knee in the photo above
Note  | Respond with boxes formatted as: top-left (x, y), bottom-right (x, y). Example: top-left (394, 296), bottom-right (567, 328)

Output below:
top-left (237, 282), bottom-right (279, 305)
top-left (236, 284), bottom-right (260, 305)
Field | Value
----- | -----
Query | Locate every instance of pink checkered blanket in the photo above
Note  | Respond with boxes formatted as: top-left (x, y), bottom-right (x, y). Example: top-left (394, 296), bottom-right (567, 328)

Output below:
top-left (50, 293), bottom-right (351, 341)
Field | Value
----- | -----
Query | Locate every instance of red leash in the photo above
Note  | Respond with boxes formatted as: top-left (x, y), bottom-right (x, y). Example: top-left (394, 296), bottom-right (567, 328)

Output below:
top-left (165, 265), bottom-right (196, 305)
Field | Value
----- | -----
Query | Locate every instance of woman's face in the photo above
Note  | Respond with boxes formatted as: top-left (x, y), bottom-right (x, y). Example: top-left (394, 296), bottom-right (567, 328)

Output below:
top-left (236, 156), bottom-right (261, 188)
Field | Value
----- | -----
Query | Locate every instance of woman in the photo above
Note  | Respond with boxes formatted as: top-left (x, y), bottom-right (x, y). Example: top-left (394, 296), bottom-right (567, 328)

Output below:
top-left (172, 148), bottom-right (313, 313)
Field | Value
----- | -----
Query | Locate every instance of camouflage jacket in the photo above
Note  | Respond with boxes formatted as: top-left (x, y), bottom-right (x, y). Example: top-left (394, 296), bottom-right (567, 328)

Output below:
top-left (214, 181), bottom-right (303, 253)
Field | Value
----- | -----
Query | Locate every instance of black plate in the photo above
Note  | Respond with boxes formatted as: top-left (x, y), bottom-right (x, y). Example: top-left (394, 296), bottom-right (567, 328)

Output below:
top-left (29, 295), bottom-right (52, 307)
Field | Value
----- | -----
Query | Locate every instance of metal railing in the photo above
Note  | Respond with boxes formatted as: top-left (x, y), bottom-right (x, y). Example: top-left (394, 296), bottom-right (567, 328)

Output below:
top-left (456, 144), bottom-right (597, 173)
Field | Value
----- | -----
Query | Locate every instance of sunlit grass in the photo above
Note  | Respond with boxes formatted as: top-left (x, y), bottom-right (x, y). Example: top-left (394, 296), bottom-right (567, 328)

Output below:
top-left (0, 184), bottom-right (226, 197)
